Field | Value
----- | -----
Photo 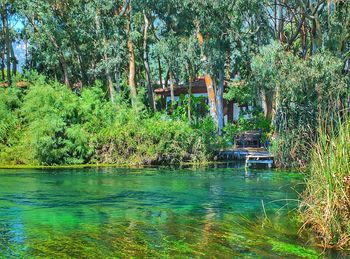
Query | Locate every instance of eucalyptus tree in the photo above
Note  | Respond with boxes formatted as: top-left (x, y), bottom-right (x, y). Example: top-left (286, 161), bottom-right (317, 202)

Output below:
top-left (16, 0), bottom-right (129, 100)
top-left (90, 0), bottom-right (128, 102)
top-left (1, 2), bottom-right (11, 84)
top-left (170, 0), bottom-right (268, 133)
top-left (133, 0), bottom-right (157, 110)
top-left (0, 1), bottom-right (18, 85)
top-left (147, 0), bottom-right (188, 105)
top-left (17, 1), bottom-right (75, 87)
top-left (177, 34), bottom-right (202, 122)
top-left (152, 35), bottom-right (182, 104)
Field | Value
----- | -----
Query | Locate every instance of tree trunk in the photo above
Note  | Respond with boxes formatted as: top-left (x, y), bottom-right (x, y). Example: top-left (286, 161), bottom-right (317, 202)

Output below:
top-left (1, 48), bottom-right (5, 81)
top-left (277, 0), bottom-right (284, 43)
top-left (25, 38), bottom-right (28, 68)
top-left (76, 48), bottom-right (88, 85)
top-left (115, 65), bottom-right (121, 95)
top-left (103, 51), bottom-right (115, 103)
top-left (60, 56), bottom-right (71, 88)
top-left (188, 69), bottom-right (192, 123)
top-left (143, 11), bottom-right (155, 111)
top-left (10, 43), bottom-right (17, 76)
top-left (157, 55), bottom-right (163, 88)
top-left (204, 75), bottom-right (218, 125)
top-left (312, 17), bottom-right (322, 54)
top-left (196, 28), bottom-right (218, 127)
top-left (103, 48), bottom-right (115, 103)
top-left (37, 23), bottom-right (71, 87)
top-left (216, 68), bottom-right (225, 135)
top-left (274, 0), bottom-right (277, 38)
top-left (169, 70), bottom-right (175, 104)
top-left (2, 5), bottom-right (11, 86)
top-left (164, 68), bottom-right (169, 89)
top-left (96, 9), bottom-right (115, 102)
top-left (107, 72), bottom-right (115, 103)
top-left (301, 19), bottom-right (308, 58)
top-left (127, 6), bottom-right (137, 106)
top-left (260, 88), bottom-right (273, 119)
top-left (103, 49), bottom-right (115, 103)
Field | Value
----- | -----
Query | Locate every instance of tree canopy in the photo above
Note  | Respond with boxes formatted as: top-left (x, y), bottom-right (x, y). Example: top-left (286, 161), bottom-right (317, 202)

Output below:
top-left (0, 0), bottom-right (349, 166)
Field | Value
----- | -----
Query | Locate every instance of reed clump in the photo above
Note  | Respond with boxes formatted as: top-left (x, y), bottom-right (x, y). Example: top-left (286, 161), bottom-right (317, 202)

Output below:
top-left (300, 116), bottom-right (350, 249)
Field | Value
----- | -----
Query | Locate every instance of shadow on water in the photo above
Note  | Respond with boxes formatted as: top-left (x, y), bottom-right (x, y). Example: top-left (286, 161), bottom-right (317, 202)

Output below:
top-left (0, 164), bottom-right (347, 258)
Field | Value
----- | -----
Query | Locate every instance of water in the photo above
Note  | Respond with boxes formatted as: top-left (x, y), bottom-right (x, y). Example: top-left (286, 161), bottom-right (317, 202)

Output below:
top-left (0, 166), bottom-right (324, 258)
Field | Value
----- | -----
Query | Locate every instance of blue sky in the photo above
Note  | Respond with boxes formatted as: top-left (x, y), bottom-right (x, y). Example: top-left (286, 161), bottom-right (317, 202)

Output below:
top-left (13, 20), bottom-right (25, 71)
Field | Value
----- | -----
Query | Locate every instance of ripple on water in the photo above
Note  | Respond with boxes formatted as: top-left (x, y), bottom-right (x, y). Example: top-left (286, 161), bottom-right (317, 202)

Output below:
top-left (0, 166), bottom-right (331, 258)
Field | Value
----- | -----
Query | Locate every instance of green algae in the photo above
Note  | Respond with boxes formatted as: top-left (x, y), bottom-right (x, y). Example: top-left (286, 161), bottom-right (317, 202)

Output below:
top-left (269, 240), bottom-right (319, 259)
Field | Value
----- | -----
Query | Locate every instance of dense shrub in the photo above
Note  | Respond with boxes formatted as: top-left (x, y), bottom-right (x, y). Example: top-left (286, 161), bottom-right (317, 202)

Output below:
top-left (0, 87), bottom-right (21, 145)
top-left (0, 76), bottom-right (217, 166)
top-left (96, 113), bottom-right (209, 164)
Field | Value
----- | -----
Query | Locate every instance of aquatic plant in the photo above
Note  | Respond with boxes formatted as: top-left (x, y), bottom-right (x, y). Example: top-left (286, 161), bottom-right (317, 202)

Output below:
top-left (269, 239), bottom-right (318, 259)
top-left (300, 114), bottom-right (350, 248)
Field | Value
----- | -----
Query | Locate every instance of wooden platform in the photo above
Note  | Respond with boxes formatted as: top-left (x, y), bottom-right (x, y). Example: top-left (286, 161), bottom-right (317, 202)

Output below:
top-left (217, 148), bottom-right (275, 168)
top-left (245, 155), bottom-right (274, 168)
top-left (218, 148), bottom-right (270, 160)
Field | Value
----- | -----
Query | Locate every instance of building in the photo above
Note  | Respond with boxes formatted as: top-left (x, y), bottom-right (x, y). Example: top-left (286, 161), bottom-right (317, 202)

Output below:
top-left (154, 77), bottom-right (249, 124)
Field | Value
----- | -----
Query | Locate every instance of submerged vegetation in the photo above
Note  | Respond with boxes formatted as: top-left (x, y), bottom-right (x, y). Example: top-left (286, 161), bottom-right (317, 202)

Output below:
top-left (0, 167), bottom-right (321, 258)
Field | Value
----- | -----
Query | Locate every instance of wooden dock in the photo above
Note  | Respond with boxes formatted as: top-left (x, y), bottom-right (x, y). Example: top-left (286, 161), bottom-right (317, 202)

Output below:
top-left (217, 148), bottom-right (274, 168)
top-left (245, 155), bottom-right (274, 168)
top-left (218, 148), bottom-right (269, 159)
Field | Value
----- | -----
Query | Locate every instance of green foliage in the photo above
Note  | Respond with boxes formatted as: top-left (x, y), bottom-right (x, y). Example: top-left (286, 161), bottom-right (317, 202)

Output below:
top-left (0, 87), bottom-right (21, 144)
top-left (96, 105), bottom-right (217, 165)
top-left (250, 42), bottom-right (348, 167)
top-left (224, 84), bottom-right (251, 104)
top-left (0, 76), bottom-right (216, 166)
top-left (221, 107), bottom-right (271, 146)
top-left (237, 107), bottom-right (271, 133)
top-left (170, 94), bottom-right (209, 124)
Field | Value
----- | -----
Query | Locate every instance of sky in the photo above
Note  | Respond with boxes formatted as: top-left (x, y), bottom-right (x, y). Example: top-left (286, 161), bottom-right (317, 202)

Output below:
top-left (13, 19), bottom-right (26, 71)
top-left (14, 42), bottom-right (26, 71)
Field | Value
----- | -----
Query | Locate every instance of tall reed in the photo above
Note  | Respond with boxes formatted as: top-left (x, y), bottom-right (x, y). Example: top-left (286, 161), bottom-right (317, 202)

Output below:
top-left (300, 114), bottom-right (350, 248)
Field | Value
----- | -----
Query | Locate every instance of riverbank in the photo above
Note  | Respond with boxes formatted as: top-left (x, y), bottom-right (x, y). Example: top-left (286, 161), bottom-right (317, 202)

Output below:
top-left (0, 161), bottom-right (245, 170)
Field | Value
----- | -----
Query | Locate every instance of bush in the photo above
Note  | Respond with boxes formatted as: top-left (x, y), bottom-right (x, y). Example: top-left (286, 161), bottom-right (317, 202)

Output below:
top-left (0, 76), bottom-right (217, 166)
top-left (0, 87), bottom-right (22, 145)
top-left (95, 108), bottom-right (216, 165)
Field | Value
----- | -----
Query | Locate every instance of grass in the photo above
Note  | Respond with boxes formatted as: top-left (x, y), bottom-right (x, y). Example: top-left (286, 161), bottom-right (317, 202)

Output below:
top-left (300, 114), bottom-right (350, 249)
top-left (0, 163), bottom-right (133, 170)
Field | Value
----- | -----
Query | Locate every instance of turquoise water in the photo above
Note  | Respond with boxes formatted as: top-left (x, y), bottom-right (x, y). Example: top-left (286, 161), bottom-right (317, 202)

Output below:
top-left (0, 166), bottom-right (325, 258)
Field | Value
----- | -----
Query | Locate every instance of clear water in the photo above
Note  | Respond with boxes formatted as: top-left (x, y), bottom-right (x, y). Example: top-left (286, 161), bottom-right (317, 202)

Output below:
top-left (0, 165), bottom-right (329, 258)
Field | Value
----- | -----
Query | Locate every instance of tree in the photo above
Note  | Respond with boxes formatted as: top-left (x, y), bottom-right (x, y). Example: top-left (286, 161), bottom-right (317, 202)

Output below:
top-left (1, 1), bottom-right (17, 85)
